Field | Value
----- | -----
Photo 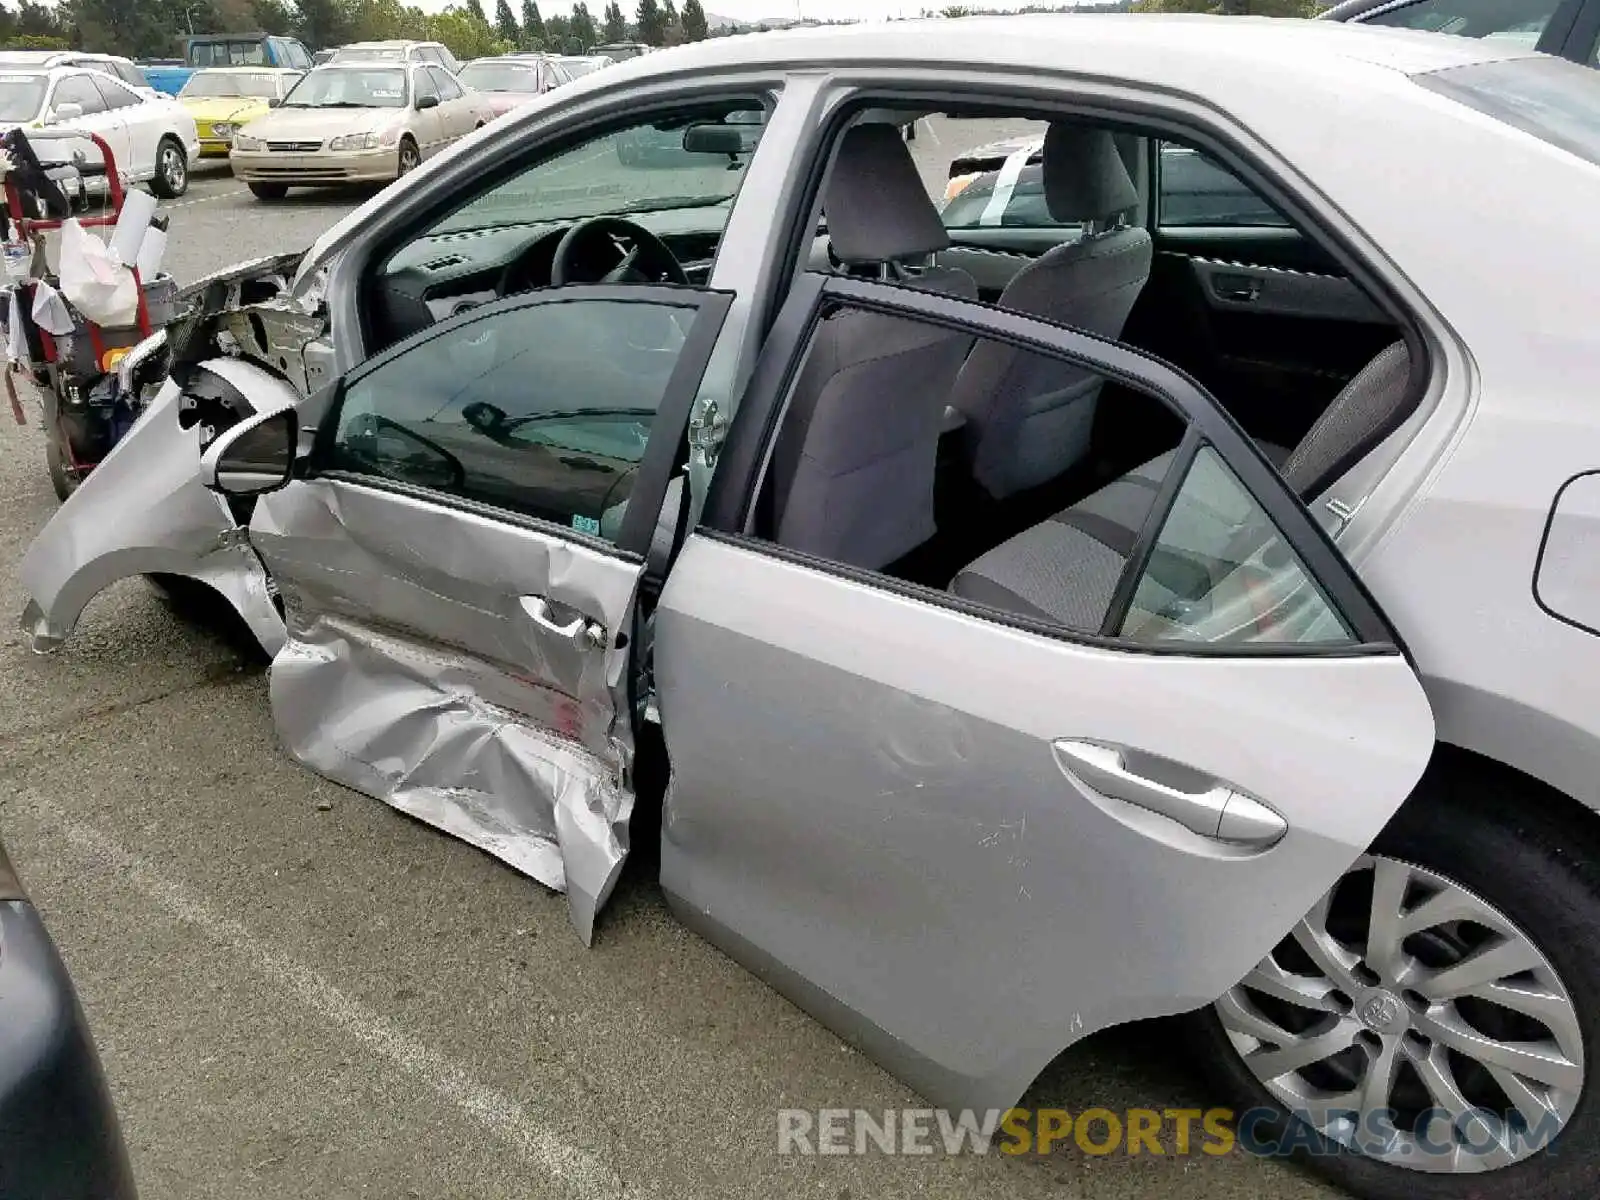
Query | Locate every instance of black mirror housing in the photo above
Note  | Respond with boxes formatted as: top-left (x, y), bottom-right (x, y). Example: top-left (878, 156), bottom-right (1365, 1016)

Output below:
top-left (203, 409), bottom-right (298, 497)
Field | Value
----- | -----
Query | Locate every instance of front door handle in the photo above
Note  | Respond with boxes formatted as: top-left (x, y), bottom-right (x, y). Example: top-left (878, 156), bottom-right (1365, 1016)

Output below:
top-left (521, 595), bottom-right (607, 648)
top-left (1052, 739), bottom-right (1287, 848)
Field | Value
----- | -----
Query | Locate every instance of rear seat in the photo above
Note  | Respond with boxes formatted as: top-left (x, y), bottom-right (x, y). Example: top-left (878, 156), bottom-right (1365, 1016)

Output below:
top-left (949, 343), bottom-right (1411, 630)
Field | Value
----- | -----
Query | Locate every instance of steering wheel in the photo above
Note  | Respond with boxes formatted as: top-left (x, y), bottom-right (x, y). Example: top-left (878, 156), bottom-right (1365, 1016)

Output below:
top-left (548, 216), bottom-right (689, 287)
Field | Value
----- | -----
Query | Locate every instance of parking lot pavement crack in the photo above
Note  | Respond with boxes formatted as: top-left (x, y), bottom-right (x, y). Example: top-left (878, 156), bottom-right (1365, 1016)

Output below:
top-left (17, 787), bottom-right (634, 1200)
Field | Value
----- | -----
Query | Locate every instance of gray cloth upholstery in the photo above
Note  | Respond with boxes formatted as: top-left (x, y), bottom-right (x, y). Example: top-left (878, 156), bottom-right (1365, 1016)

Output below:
top-left (772, 128), bottom-right (979, 569)
top-left (946, 125), bottom-right (1152, 501)
top-left (1280, 342), bottom-right (1410, 499)
top-left (1043, 122), bottom-right (1139, 223)
top-left (949, 343), bottom-right (1409, 630)
top-left (823, 123), bottom-right (951, 264)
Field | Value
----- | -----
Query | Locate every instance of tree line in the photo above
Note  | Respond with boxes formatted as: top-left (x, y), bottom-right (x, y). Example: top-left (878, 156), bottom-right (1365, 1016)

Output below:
top-left (0, 0), bottom-right (715, 62)
top-left (2, 0), bottom-right (1326, 63)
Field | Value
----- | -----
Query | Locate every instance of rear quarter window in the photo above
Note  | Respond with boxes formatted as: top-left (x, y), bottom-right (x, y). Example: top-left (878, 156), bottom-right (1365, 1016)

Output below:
top-left (1414, 55), bottom-right (1600, 168)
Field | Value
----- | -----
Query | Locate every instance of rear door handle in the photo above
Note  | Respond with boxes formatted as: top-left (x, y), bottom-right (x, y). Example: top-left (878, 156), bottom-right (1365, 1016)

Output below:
top-left (1052, 739), bottom-right (1287, 847)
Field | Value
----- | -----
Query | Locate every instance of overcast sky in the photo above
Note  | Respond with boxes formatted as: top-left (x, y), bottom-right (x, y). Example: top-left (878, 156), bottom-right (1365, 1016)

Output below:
top-left (409, 1), bottom-right (1115, 21)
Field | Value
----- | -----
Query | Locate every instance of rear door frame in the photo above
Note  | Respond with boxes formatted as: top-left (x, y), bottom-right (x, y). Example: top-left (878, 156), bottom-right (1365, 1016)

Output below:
top-left (660, 271), bottom-right (1432, 1111)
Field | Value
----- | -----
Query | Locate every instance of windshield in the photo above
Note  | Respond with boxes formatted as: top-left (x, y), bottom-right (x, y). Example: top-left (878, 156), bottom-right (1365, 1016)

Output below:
top-left (1414, 55), bottom-right (1600, 169)
top-left (458, 63), bottom-right (540, 92)
top-left (431, 109), bottom-right (765, 234)
top-left (284, 67), bottom-right (408, 109)
top-left (0, 73), bottom-right (46, 122)
top-left (333, 46), bottom-right (407, 62)
top-left (559, 58), bottom-right (601, 77)
top-left (180, 71), bottom-right (282, 99)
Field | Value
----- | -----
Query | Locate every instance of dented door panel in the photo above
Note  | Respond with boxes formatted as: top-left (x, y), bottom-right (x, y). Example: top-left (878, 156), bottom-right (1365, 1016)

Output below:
top-left (249, 479), bottom-right (644, 942)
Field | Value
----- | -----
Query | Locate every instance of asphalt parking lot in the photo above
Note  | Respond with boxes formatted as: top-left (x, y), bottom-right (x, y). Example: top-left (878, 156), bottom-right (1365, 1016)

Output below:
top-left (0, 128), bottom-right (1340, 1199)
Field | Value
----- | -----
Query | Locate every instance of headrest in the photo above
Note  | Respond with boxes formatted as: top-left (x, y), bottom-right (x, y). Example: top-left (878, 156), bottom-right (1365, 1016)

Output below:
top-left (823, 123), bottom-right (951, 265)
top-left (1042, 123), bottom-right (1138, 224)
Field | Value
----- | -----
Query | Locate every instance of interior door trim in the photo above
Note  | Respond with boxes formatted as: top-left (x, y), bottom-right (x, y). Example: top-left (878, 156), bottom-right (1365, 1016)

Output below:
top-left (703, 272), bottom-right (1409, 656)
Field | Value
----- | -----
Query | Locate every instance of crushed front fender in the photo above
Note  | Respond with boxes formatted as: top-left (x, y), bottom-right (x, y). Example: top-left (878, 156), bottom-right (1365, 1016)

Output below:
top-left (18, 371), bottom-right (287, 656)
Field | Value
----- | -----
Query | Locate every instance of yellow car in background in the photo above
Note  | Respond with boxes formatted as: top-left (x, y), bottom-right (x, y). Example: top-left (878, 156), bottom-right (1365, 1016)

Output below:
top-left (178, 66), bottom-right (303, 156)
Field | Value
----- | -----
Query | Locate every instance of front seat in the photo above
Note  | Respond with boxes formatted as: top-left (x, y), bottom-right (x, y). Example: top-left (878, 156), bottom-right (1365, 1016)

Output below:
top-left (768, 123), bottom-right (978, 571)
top-left (946, 122), bottom-right (1154, 501)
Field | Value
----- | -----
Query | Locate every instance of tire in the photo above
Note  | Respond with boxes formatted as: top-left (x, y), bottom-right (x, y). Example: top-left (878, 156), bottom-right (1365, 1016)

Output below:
top-left (1190, 779), bottom-right (1600, 1200)
top-left (248, 182), bottom-right (289, 200)
top-left (397, 137), bottom-right (420, 177)
top-left (148, 135), bottom-right (188, 199)
top-left (44, 430), bottom-right (78, 501)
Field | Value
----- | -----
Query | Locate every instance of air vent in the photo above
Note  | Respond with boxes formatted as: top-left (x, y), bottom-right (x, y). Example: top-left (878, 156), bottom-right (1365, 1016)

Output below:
top-left (423, 253), bottom-right (467, 271)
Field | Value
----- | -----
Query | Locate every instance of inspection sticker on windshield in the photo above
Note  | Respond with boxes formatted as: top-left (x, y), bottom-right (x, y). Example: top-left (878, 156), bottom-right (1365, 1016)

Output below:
top-left (572, 515), bottom-right (602, 536)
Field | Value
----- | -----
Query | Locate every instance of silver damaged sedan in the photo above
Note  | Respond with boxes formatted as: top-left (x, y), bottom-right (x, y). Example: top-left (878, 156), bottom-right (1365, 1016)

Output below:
top-left (19, 15), bottom-right (1600, 1200)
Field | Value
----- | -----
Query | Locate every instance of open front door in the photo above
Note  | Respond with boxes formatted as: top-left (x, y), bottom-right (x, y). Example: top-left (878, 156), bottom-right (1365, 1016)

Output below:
top-left (653, 275), bottom-right (1435, 1111)
top-left (243, 284), bottom-right (729, 942)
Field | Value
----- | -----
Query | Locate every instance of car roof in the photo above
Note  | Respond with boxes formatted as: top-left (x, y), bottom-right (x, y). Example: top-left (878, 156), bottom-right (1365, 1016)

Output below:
top-left (340, 40), bottom-right (437, 49)
top-left (189, 65), bottom-right (303, 73)
top-left (0, 50), bottom-right (131, 63)
top-left (600, 13), bottom-right (1531, 85)
top-left (1320, 0), bottom-right (1418, 18)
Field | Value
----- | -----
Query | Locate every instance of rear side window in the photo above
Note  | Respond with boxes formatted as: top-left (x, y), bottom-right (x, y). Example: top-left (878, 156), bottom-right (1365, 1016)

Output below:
top-left (1414, 55), bottom-right (1600, 167)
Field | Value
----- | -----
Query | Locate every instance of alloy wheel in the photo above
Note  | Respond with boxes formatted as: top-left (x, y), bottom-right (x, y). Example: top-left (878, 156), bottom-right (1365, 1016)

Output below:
top-left (1216, 855), bottom-right (1585, 1173)
top-left (160, 144), bottom-right (186, 193)
top-left (399, 142), bottom-right (419, 174)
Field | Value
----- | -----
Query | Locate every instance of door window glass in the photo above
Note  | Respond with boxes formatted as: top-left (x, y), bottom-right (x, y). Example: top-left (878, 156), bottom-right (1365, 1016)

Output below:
top-left (326, 298), bottom-right (704, 537)
top-left (51, 75), bottom-right (107, 117)
top-left (431, 66), bottom-right (464, 101)
top-left (749, 285), bottom-right (1362, 650)
top-left (92, 76), bottom-right (139, 110)
top-left (1156, 144), bottom-right (1288, 229)
top-left (411, 67), bottom-right (438, 103)
top-left (1118, 446), bottom-right (1353, 645)
top-left (1360, 0), bottom-right (1561, 45)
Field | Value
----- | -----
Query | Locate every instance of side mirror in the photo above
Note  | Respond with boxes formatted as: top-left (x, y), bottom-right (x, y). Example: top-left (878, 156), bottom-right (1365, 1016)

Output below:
top-left (49, 102), bottom-right (83, 124)
top-left (268, 96), bottom-right (282, 107)
top-left (682, 123), bottom-right (745, 157)
top-left (462, 400), bottom-right (510, 441)
top-left (415, 94), bottom-right (439, 111)
top-left (201, 408), bottom-right (298, 496)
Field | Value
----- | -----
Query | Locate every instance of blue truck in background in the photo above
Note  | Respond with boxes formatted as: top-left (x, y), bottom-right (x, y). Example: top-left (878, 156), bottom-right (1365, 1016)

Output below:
top-left (138, 32), bottom-right (314, 94)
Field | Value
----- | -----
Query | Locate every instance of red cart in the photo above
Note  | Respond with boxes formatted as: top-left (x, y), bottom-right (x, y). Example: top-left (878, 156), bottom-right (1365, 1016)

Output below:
top-left (4, 129), bottom-right (176, 499)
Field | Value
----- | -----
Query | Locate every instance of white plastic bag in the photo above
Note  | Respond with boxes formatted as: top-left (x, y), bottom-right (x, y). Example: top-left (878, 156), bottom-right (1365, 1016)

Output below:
top-left (58, 217), bottom-right (137, 327)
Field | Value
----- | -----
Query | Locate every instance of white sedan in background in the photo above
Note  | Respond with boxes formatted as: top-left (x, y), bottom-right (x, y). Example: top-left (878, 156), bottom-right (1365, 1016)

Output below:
top-left (0, 65), bottom-right (197, 198)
